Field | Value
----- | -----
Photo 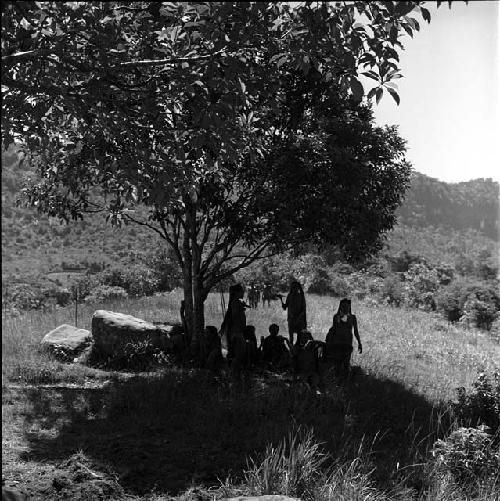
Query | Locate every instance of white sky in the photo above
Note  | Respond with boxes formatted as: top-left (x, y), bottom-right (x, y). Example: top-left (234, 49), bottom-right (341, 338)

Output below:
top-left (370, 1), bottom-right (499, 183)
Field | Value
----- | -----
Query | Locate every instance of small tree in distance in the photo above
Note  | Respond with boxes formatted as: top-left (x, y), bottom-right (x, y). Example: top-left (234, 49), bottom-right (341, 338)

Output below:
top-left (2, 2), bottom-right (457, 344)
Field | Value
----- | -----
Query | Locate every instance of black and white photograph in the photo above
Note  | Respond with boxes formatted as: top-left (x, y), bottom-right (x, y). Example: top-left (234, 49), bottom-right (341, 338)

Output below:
top-left (2, 1), bottom-right (499, 500)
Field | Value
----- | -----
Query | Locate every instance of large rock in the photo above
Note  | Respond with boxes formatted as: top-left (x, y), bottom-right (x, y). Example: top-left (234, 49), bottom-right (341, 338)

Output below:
top-left (92, 310), bottom-right (183, 357)
top-left (41, 324), bottom-right (92, 360)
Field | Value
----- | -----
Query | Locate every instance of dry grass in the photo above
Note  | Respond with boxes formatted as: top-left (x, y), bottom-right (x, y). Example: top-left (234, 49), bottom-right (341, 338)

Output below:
top-left (2, 291), bottom-right (499, 500)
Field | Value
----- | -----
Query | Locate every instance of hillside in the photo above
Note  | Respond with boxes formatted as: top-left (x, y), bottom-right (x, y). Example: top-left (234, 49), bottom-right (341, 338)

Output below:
top-left (2, 146), bottom-right (499, 281)
top-left (396, 172), bottom-right (499, 240)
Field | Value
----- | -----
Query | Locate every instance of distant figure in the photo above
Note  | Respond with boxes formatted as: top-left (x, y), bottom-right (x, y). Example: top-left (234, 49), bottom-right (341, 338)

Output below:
top-left (243, 325), bottom-right (259, 366)
top-left (254, 286), bottom-right (261, 308)
top-left (262, 283), bottom-right (274, 307)
top-left (291, 329), bottom-right (323, 392)
top-left (325, 298), bottom-right (362, 378)
top-left (220, 283), bottom-right (249, 374)
top-left (248, 285), bottom-right (259, 309)
top-left (200, 325), bottom-right (223, 371)
top-left (261, 323), bottom-right (290, 369)
top-left (279, 281), bottom-right (307, 346)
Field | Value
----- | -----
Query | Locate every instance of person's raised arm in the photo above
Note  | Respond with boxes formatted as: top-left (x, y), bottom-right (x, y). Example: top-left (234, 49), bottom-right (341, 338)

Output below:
top-left (353, 315), bottom-right (362, 354)
top-left (280, 294), bottom-right (288, 310)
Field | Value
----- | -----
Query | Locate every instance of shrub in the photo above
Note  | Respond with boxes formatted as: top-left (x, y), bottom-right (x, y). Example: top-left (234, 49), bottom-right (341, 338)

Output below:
top-left (100, 264), bottom-right (161, 297)
top-left (452, 371), bottom-right (500, 433)
top-left (330, 263), bottom-right (354, 275)
top-left (491, 318), bottom-right (500, 344)
top-left (379, 274), bottom-right (404, 306)
top-left (3, 283), bottom-right (46, 311)
top-left (100, 339), bottom-right (170, 372)
top-left (436, 280), bottom-right (500, 328)
top-left (306, 268), bottom-right (334, 295)
top-left (388, 250), bottom-right (422, 273)
top-left (84, 285), bottom-right (128, 304)
top-left (402, 263), bottom-right (439, 311)
top-left (435, 264), bottom-right (455, 286)
top-left (329, 275), bottom-right (351, 298)
top-left (73, 273), bottom-right (101, 300)
top-left (461, 297), bottom-right (498, 331)
top-left (432, 426), bottom-right (499, 488)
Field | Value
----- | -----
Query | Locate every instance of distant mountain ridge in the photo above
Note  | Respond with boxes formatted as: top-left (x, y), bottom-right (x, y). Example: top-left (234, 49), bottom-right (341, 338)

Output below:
top-left (1, 145), bottom-right (499, 279)
top-left (397, 172), bottom-right (499, 240)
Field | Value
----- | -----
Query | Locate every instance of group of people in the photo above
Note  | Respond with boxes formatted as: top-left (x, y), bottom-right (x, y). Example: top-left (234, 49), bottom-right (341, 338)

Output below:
top-left (247, 283), bottom-right (276, 308)
top-left (199, 281), bottom-right (363, 389)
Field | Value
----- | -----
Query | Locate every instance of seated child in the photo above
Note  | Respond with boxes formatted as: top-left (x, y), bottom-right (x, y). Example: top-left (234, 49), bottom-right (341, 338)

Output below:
top-left (243, 325), bottom-right (259, 366)
top-left (201, 325), bottom-right (223, 371)
top-left (292, 329), bottom-right (323, 391)
top-left (261, 323), bottom-right (290, 368)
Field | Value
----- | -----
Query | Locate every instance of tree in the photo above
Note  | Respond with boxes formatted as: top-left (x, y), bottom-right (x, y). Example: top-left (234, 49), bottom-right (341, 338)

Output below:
top-left (2, 2), bottom-right (448, 344)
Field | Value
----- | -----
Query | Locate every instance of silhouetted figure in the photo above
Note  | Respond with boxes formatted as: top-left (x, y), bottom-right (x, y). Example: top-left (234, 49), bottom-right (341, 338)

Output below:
top-left (243, 325), bottom-right (259, 366)
top-left (262, 283), bottom-right (274, 307)
top-left (279, 281), bottom-right (307, 346)
top-left (247, 285), bottom-right (259, 308)
top-left (220, 283), bottom-right (249, 375)
top-left (261, 323), bottom-right (290, 369)
top-left (325, 298), bottom-right (362, 379)
top-left (292, 330), bottom-right (323, 392)
top-left (200, 325), bottom-right (223, 371)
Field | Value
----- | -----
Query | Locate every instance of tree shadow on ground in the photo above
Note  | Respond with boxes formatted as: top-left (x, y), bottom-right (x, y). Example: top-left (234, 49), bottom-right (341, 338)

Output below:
top-left (19, 364), bottom-right (448, 497)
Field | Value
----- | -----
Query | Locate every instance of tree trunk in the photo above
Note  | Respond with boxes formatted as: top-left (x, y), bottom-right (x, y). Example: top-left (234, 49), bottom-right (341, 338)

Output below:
top-left (182, 268), bottom-right (194, 345)
top-left (191, 277), bottom-right (205, 351)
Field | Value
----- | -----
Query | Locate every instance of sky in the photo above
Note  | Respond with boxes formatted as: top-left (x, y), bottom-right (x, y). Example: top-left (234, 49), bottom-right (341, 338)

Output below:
top-left (369, 1), bottom-right (499, 183)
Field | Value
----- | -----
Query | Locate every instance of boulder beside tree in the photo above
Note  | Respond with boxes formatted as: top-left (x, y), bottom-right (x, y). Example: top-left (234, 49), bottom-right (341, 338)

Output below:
top-left (91, 310), bottom-right (183, 358)
top-left (40, 324), bottom-right (92, 362)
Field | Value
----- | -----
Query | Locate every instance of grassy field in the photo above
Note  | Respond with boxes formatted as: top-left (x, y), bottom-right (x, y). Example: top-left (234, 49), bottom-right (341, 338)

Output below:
top-left (2, 292), bottom-right (500, 500)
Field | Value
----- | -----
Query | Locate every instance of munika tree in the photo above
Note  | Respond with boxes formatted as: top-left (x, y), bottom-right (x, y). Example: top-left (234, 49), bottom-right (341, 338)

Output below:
top-left (2, 1), bottom-right (448, 343)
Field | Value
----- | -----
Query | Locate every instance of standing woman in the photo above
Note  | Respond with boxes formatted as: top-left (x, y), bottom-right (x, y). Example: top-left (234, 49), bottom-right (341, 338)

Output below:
top-left (220, 283), bottom-right (248, 373)
top-left (280, 281), bottom-right (307, 346)
top-left (325, 298), bottom-right (362, 378)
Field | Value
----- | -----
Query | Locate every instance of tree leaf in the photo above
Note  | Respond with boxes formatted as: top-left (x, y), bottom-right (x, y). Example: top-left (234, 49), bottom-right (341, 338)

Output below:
top-left (386, 87), bottom-right (400, 105)
top-left (350, 77), bottom-right (364, 101)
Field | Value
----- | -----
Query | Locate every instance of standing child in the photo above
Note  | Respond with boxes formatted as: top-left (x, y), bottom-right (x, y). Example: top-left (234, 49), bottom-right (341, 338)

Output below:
top-left (243, 325), bottom-right (259, 366)
top-left (279, 281), bottom-right (307, 346)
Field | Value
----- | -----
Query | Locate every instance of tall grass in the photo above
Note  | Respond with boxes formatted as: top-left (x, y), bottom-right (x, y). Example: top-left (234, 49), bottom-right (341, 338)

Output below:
top-left (3, 291), bottom-right (499, 399)
top-left (2, 291), bottom-right (499, 499)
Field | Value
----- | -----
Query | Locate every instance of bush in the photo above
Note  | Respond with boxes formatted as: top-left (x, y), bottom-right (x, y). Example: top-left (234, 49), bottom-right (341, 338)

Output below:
top-left (100, 339), bottom-right (170, 372)
top-left (144, 247), bottom-right (182, 292)
top-left (329, 275), bottom-right (351, 297)
top-left (99, 264), bottom-right (160, 297)
top-left (388, 250), bottom-right (422, 273)
top-left (73, 273), bottom-right (101, 300)
top-left (432, 425), bottom-right (500, 488)
top-left (435, 264), bottom-right (455, 286)
top-left (452, 371), bottom-right (500, 434)
top-left (84, 285), bottom-right (128, 303)
top-left (491, 318), bottom-right (500, 344)
top-left (436, 280), bottom-right (500, 328)
top-left (461, 297), bottom-right (498, 331)
top-left (402, 263), bottom-right (439, 311)
top-left (379, 274), bottom-right (404, 306)
top-left (306, 268), bottom-right (334, 295)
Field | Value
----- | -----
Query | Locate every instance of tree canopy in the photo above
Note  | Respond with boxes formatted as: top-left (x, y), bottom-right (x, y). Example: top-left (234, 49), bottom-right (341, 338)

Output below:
top-left (1, 1), bottom-right (449, 340)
